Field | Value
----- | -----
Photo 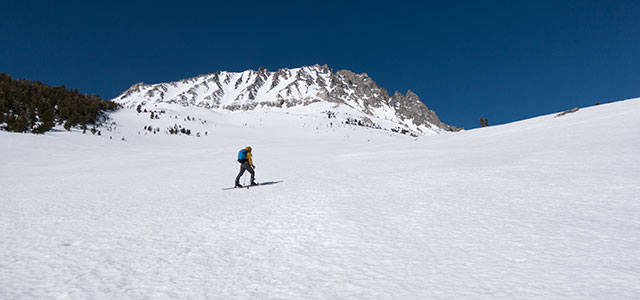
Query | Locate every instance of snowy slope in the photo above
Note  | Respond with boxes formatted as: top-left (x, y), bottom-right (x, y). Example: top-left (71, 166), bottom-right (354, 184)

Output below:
top-left (113, 65), bottom-right (459, 135)
top-left (1, 99), bottom-right (639, 299)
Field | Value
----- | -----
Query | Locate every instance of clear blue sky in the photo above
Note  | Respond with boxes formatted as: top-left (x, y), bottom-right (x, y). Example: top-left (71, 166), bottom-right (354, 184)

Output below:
top-left (2, 0), bottom-right (639, 129)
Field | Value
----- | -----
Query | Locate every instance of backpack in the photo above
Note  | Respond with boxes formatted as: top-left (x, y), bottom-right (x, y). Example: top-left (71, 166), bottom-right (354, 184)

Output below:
top-left (237, 149), bottom-right (248, 163)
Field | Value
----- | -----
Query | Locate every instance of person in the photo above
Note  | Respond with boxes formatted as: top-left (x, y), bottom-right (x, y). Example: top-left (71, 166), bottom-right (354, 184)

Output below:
top-left (235, 146), bottom-right (256, 187)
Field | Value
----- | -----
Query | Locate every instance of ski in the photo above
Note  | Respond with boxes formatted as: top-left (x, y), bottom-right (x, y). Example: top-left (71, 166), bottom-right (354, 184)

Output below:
top-left (222, 181), bottom-right (283, 190)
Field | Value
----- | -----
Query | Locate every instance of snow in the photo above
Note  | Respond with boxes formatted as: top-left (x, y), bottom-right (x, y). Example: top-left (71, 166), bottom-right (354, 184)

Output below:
top-left (1, 98), bottom-right (640, 299)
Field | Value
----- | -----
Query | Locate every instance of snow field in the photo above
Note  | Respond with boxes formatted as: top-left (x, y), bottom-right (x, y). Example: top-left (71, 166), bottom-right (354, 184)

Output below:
top-left (1, 99), bottom-right (639, 299)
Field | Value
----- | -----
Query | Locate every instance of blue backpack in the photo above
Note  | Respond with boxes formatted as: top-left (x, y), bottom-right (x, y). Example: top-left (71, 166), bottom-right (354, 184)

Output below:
top-left (237, 149), bottom-right (248, 163)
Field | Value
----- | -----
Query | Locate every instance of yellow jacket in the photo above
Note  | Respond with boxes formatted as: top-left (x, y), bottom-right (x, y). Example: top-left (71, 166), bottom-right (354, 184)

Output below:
top-left (245, 147), bottom-right (253, 166)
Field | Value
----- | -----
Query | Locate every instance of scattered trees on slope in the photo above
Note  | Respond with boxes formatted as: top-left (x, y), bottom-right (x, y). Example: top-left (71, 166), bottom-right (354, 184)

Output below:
top-left (0, 73), bottom-right (120, 133)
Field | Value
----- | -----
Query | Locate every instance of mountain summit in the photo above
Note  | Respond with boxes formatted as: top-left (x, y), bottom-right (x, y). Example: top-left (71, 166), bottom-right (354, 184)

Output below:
top-left (113, 65), bottom-right (459, 134)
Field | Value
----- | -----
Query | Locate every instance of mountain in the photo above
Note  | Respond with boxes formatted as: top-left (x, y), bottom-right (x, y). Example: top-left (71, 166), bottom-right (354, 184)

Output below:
top-left (113, 65), bottom-right (460, 135)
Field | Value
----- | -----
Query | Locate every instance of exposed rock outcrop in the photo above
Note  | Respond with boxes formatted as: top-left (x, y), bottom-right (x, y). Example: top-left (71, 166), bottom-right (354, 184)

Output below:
top-left (114, 65), bottom-right (460, 133)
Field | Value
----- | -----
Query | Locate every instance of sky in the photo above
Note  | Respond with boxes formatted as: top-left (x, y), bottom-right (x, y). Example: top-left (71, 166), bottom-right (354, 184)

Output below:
top-left (1, 0), bottom-right (639, 129)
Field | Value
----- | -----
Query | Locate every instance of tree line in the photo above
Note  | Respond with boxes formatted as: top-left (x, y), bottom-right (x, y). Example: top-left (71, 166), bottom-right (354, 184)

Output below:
top-left (0, 73), bottom-right (120, 133)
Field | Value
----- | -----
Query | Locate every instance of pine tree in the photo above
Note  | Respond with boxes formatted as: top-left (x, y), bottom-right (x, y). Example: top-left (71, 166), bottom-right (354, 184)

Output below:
top-left (33, 107), bottom-right (54, 134)
top-left (64, 120), bottom-right (73, 131)
top-left (12, 115), bottom-right (29, 132)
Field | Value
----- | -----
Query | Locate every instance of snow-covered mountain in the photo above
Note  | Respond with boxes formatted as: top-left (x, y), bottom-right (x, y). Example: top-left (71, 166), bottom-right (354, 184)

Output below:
top-left (113, 65), bottom-right (459, 135)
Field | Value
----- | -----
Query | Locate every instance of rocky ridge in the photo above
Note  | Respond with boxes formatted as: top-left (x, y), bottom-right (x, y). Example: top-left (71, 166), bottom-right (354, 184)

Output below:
top-left (113, 65), bottom-right (460, 134)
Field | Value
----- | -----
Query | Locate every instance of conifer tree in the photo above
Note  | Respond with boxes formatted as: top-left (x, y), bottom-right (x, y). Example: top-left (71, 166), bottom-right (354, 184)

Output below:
top-left (64, 120), bottom-right (72, 131)
top-left (13, 115), bottom-right (29, 132)
top-left (479, 118), bottom-right (489, 127)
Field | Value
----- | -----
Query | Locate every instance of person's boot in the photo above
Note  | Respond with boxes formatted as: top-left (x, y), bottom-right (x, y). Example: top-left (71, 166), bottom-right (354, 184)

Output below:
top-left (250, 180), bottom-right (258, 186)
top-left (235, 183), bottom-right (243, 188)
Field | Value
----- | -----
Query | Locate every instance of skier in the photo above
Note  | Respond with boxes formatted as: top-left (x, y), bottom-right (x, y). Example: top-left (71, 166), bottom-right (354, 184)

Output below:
top-left (235, 146), bottom-right (257, 187)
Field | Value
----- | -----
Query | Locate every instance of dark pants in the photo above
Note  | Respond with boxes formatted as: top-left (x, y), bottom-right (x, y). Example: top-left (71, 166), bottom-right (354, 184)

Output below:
top-left (235, 163), bottom-right (255, 185)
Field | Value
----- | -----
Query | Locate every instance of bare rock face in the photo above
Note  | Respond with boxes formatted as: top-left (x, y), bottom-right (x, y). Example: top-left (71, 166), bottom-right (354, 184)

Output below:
top-left (114, 65), bottom-right (460, 133)
top-left (329, 70), bottom-right (390, 114)
top-left (389, 90), bottom-right (460, 131)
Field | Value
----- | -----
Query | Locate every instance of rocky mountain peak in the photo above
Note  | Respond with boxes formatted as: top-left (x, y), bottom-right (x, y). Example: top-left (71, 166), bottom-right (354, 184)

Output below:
top-left (113, 66), bottom-right (460, 134)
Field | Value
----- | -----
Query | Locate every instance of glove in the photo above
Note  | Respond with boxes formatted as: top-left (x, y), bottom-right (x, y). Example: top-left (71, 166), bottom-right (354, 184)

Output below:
top-left (252, 165), bottom-right (256, 169)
